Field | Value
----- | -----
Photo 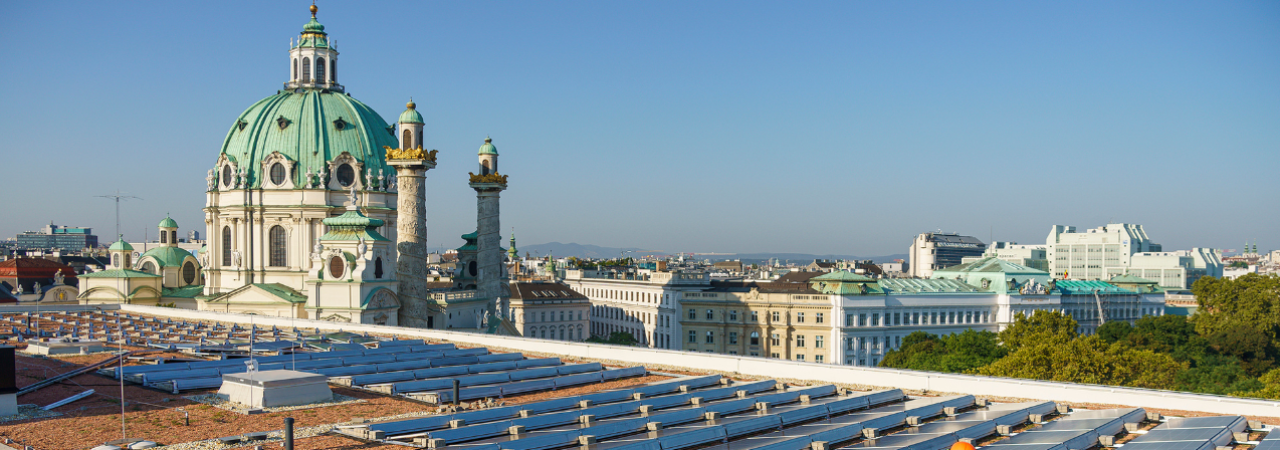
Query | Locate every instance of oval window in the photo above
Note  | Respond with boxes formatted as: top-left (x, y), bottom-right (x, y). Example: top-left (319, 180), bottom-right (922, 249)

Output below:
top-left (222, 165), bottom-right (232, 187)
top-left (330, 256), bottom-right (345, 279)
top-left (336, 164), bottom-right (355, 187)
top-left (182, 261), bottom-right (196, 284)
top-left (270, 163), bottom-right (286, 186)
top-left (468, 260), bottom-right (478, 277)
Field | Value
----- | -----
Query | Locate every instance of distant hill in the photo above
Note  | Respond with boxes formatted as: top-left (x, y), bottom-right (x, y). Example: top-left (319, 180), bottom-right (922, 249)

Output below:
top-left (519, 242), bottom-right (906, 264)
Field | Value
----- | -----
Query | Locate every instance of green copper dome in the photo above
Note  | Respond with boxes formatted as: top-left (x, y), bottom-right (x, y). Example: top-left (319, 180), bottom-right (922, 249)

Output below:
top-left (303, 17), bottom-right (325, 34)
top-left (478, 137), bottom-right (497, 155)
top-left (399, 101), bottom-right (424, 125)
top-left (218, 89), bottom-right (397, 189)
top-left (158, 216), bottom-right (178, 228)
top-left (109, 239), bottom-right (133, 251)
top-left (140, 246), bottom-right (195, 268)
top-left (320, 210), bottom-right (388, 241)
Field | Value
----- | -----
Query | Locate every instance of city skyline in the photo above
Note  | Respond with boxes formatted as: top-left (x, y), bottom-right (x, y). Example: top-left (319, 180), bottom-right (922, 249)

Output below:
top-left (1, 1), bottom-right (1277, 255)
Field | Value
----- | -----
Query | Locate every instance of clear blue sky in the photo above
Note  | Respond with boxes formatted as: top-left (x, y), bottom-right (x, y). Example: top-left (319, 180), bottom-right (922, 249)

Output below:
top-left (1, 1), bottom-right (1277, 256)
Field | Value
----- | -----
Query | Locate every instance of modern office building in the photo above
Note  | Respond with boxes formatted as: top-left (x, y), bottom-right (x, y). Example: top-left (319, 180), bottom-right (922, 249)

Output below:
top-left (1046, 224), bottom-right (1222, 288)
top-left (15, 222), bottom-right (98, 250)
top-left (907, 232), bottom-right (986, 278)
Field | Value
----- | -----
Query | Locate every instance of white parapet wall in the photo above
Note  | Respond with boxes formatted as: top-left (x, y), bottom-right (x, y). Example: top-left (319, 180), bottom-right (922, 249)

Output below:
top-left (8, 304), bottom-right (1276, 418)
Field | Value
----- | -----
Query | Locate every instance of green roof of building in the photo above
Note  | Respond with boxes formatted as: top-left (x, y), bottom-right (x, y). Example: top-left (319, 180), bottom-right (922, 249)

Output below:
top-left (937, 256), bottom-right (1049, 275)
top-left (218, 89), bottom-right (396, 190)
top-left (162, 285), bottom-right (204, 298)
top-left (1055, 280), bottom-right (1133, 295)
top-left (253, 283), bottom-right (308, 304)
top-left (79, 269), bottom-right (160, 279)
top-left (140, 246), bottom-right (196, 267)
top-left (877, 278), bottom-right (983, 294)
top-left (1108, 274), bottom-right (1159, 284)
top-left (478, 137), bottom-right (497, 155)
top-left (398, 101), bottom-right (424, 125)
top-left (158, 217), bottom-right (178, 228)
top-left (810, 271), bottom-right (876, 282)
top-left (108, 239), bottom-right (133, 251)
top-left (320, 210), bottom-right (388, 241)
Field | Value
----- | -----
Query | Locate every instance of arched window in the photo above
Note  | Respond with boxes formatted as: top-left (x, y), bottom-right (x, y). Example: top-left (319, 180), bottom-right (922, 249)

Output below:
top-left (160, 231), bottom-right (167, 244)
top-left (269, 226), bottom-right (286, 267)
top-left (330, 59), bottom-right (336, 82)
top-left (141, 261), bottom-right (156, 274)
top-left (374, 257), bottom-right (384, 279)
top-left (402, 129), bottom-right (412, 149)
top-left (171, 230), bottom-right (178, 244)
top-left (316, 57), bottom-right (326, 82)
top-left (112, 254), bottom-right (120, 268)
top-left (222, 226), bottom-right (232, 266)
top-left (292, 58), bottom-right (298, 80)
top-left (302, 57), bottom-right (311, 82)
top-left (182, 262), bottom-right (196, 285)
top-left (481, 160), bottom-right (490, 175)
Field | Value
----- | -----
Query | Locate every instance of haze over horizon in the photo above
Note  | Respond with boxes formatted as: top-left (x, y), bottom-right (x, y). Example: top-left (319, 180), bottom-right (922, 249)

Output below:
top-left (1, 1), bottom-right (1276, 256)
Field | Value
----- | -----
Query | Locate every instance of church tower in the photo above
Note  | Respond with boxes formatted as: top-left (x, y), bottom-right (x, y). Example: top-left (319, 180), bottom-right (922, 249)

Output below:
top-left (108, 237), bottom-right (133, 270)
top-left (287, 4), bottom-right (341, 92)
top-left (470, 137), bottom-right (508, 318)
top-left (158, 216), bottom-right (178, 247)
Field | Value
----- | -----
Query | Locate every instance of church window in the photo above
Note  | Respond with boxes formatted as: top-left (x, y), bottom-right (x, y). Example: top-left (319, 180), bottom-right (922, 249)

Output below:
top-left (316, 57), bottom-right (326, 82)
top-left (330, 59), bottom-right (336, 81)
top-left (329, 256), bottom-right (345, 279)
top-left (124, 254), bottom-right (131, 268)
top-left (468, 260), bottom-right (477, 277)
top-left (172, 230), bottom-right (178, 243)
top-left (292, 58), bottom-right (297, 80)
top-left (336, 164), bottom-right (355, 187)
top-left (374, 257), bottom-right (383, 279)
top-left (112, 254), bottom-right (120, 267)
top-left (302, 57), bottom-right (311, 82)
top-left (222, 165), bottom-right (232, 187)
top-left (182, 262), bottom-right (196, 284)
top-left (481, 160), bottom-right (490, 175)
top-left (141, 262), bottom-right (156, 274)
top-left (269, 226), bottom-right (286, 267)
top-left (270, 163), bottom-right (286, 186)
top-left (222, 226), bottom-right (232, 266)
top-left (160, 231), bottom-right (167, 244)
top-left (402, 129), bottom-right (412, 149)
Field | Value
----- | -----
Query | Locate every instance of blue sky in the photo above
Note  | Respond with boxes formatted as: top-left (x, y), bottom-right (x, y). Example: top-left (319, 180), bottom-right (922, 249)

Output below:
top-left (1, 1), bottom-right (1276, 256)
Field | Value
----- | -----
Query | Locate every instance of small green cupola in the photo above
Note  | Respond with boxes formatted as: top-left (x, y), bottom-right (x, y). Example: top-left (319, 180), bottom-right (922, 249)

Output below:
top-left (158, 216), bottom-right (178, 228)
top-left (158, 214), bottom-right (179, 247)
top-left (478, 136), bottom-right (498, 155)
top-left (399, 100), bottom-right (424, 125)
top-left (108, 235), bottom-right (134, 270)
top-left (507, 232), bottom-right (518, 260)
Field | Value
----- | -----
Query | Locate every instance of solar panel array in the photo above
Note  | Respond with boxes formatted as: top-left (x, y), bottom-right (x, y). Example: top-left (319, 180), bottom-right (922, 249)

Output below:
top-left (335, 373), bottom-right (1272, 450)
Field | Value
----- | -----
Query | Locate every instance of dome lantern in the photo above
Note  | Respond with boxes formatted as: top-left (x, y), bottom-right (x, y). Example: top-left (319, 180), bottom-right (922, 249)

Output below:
top-left (158, 215), bottom-right (179, 247)
top-left (287, 4), bottom-right (341, 92)
top-left (477, 136), bottom-right (498, 175)
top-left (398, 98), bottom-right (425, 150)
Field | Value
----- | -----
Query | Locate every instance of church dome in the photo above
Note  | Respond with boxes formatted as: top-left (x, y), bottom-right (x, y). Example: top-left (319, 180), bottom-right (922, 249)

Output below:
top-left (140, 246), bottom-right (195, 268)
top-left (158, 216), bottom-right (178, 228)
top-left (218, 90), bottom-right (397, 188)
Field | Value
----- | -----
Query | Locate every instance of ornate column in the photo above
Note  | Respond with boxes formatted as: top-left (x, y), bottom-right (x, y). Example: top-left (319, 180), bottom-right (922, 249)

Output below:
top-left (387, 148), bottom-right (437, 328)
top-left (470, 173), bottom-right (508, 318)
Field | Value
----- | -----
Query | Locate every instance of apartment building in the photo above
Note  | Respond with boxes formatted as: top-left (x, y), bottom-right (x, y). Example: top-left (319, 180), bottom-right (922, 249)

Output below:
top-left (563, 269), bottom-right (707, 349)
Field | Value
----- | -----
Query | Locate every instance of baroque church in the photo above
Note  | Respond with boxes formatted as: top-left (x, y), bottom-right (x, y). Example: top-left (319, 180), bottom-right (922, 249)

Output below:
top-left (78, 5), bottom-right (511, 329)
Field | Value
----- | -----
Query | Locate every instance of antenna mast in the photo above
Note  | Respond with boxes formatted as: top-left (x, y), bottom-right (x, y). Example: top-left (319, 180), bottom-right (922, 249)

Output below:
top-left (95, 190), bottom-right (142, 239)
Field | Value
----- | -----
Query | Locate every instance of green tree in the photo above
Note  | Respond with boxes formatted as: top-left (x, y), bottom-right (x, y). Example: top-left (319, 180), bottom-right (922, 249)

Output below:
top-left (1232, 367), bottom-right (1280, 400)
top-left (1206, 325), bottom-right (1277, 377)
top-left (997, 310), bottom-right (1078, 351)
top-left (1175, 353), bottom-right (1263, 395)
top-left (976, 335), bottom-right (1183, 389)
top-left (881, 330), bottom-right (1005, 373)
top-left (1193, 274), bottom-right (1280, 344)
top-left (1122, 314), bottom-right (1198, 355)
top-left (1096, 321), bottom-right (1133, 344)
